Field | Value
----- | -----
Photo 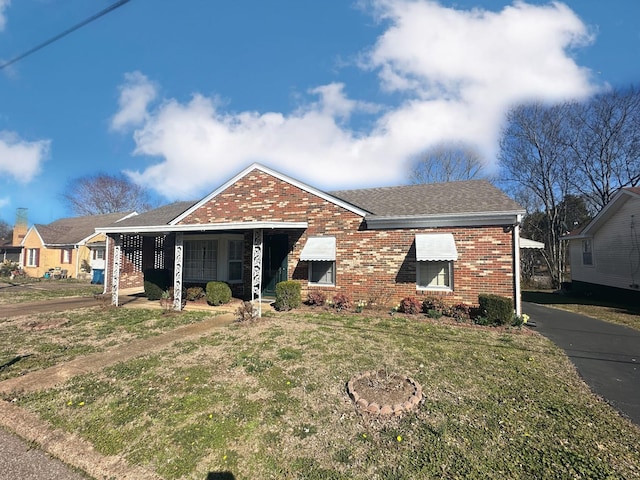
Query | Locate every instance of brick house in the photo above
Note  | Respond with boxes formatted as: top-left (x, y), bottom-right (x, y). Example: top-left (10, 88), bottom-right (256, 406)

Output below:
top-left (98, 164), bottom-right (527, 314)
top-left (21, 212), bottom-right (135, 279)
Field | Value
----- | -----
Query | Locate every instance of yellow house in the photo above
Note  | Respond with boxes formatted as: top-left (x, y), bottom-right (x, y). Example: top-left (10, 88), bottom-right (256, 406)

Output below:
top-left (21, 212), bottom-right (135, 280)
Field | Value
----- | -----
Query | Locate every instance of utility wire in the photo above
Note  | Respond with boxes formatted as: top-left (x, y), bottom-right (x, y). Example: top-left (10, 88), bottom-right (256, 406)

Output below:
top-left (0, 0), bottom-right (132, 70)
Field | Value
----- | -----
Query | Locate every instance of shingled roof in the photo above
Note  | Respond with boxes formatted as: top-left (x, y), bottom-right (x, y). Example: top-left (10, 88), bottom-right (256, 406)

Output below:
top-left (330, 180), bottom-right (523, 217)
top-left (110, 201), bottom-right (197, 228)
top-left (35, 212), bottom-right (135, 246)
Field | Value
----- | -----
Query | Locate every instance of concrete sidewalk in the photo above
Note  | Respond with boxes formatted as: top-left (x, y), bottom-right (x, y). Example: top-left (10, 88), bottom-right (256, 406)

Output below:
top-left (524, 301), bottom-right (640, 425)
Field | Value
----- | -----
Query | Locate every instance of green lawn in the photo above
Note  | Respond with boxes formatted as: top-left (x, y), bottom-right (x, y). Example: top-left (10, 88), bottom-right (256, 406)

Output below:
top-left (0, 278), bottom-right (103, 305)
top-left (9, 309), bottom-right (640, 479)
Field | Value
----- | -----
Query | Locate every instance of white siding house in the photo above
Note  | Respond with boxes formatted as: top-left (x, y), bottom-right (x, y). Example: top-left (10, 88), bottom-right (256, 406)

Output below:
top-left (564, 187), bottom-right (640, 300)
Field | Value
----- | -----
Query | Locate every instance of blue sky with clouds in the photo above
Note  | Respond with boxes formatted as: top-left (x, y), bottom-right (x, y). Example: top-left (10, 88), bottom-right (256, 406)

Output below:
top-left (0, 0), bottom-right (638, 226)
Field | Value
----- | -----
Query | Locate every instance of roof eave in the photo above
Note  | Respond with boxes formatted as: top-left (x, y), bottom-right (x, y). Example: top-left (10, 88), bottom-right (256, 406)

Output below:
top-left (365, 211), bottom-right (525, 229)
top-left (96, 221), bottom-right (309, 235)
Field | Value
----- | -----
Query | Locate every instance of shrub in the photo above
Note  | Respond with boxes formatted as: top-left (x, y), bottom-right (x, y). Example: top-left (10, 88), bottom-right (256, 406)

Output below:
top-left (332, 293), bottom-right (351, 311)
top-left (274, 281), bottom-right (302, 311)
top-left (306, 290), bottom-right (327, 306)
top-left (422, 296), bottom-right (447, 315)
top-left (451, 303), bottom-right (471, 322)
top-left (186, 286), bottom-right (205, 301)
top-left (144, 269), bottom-right (172, 301)
top-left (400, 296), bottom-right (422, 314)
top-left (236, 301), bottom-right (258, 323)
top-left (427, 309), bottom-right (442, 319)
top-left (478, 293), bottom-right (513, 326)
top-left (206, 281), bottom-right (232, 305)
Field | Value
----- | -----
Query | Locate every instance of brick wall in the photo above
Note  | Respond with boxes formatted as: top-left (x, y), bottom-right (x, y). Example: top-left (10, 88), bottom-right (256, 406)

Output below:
top-left (105, 170), bottom-right (516, 306)
top-left (180, 170), bottom-right (515, 307)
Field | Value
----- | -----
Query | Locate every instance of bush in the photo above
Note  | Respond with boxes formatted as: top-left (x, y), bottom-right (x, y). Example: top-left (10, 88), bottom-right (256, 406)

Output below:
top-left (236, 301), bottom-right (258, 323)
top-left (478, 293), bottom-right (514, 326)
top-left (422, 296), bottom-right (447, 315)
top-left (451, 303), bottom-right (471, 322)
top-left (427, 309), bottom-right (442, 319)
top-left (186, 286), bottom-right (205, 301)
top-left (306, 290), bottom-right (327, 306)
top-left (206, 281), bottom-right (232, 305)
top-left (331, 293), bottom-right (351, 311)
top-left (274, 281), bottom-right (302, 311)
top-left (144, 269), bottom-right (172, 301)
top-left (400, 296), bottom-right (422, 314)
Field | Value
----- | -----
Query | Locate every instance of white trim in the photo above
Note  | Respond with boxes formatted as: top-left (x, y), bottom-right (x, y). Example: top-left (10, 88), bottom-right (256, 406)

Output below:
top-left (96, 221), bottom-right (308, 235)
top-left (169, 163), bottom-right (368, 224)
top-left (514, 219), bottom-right (522, 316)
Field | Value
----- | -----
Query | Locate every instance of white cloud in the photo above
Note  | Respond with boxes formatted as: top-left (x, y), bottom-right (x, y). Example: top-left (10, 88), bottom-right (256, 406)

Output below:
top-left (110, 71), bottom-right (158, 132)
top-left (0, 131), bottom-right (50, 182)
top-left (0, 0), bottom-right (9, 32)
top-left (117, 0), bottom-right (597, 199)
top-left (0, 196), bottom-right (9, 209)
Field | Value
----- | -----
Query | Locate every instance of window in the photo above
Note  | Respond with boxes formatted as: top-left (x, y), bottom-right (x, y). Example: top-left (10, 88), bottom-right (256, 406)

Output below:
top-left (228, 239), bottom-right (243, 283)
top-left (26, 248), bottom-right (39, 267)
top-left (417, 261), bottom-right (453, 290)
top-left (184, 239), bottom-right (218, 281)
top-left (309, 261), bottom-right (335, 285)
top-left (92, 249), bottom-right (105, 261)
top-left (61, 248), bottom-right (72, 264)
top-left (582, 240), bottom-right (593, 266)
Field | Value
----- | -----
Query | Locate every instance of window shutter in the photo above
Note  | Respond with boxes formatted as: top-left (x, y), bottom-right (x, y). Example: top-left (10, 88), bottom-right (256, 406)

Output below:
top-left (35, 249), bottom-right (40, 267)
top-left (60, 249), bottom-right (64, 263)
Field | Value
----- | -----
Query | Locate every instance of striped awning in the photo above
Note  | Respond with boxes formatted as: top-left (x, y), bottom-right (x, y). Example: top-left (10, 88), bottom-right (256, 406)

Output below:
top-left (415, 233), bottom-right (458, 261)
top-left (300, 236), bottom-right (336, 261)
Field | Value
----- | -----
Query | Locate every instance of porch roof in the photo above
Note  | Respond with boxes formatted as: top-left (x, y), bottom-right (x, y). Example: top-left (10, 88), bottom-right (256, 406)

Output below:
top-left (96, 221), bottom-right (308, 235)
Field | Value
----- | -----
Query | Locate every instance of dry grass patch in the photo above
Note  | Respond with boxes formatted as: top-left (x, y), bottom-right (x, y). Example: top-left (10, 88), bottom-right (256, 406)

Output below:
top-left (0, 308), bottom-right (213, 381)
top-left (13, 311), bottom-right (640, 479)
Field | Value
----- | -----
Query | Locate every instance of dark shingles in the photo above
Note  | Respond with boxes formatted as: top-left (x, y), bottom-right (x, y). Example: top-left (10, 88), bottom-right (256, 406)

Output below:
top-left (37, 212), bottom-right (135, 245)
top-left (110, 201), bottom-right (197, 228)
top-left (330, 180), bottom-right (524, 217)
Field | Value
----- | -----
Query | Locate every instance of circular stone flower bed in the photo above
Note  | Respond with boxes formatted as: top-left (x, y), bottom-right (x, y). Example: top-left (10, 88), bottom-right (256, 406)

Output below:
top-left (347, 370), bottom-right (422, 416)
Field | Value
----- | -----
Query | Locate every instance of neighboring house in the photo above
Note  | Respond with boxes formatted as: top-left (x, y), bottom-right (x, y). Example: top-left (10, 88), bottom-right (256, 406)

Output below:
top-left (0, 220), bottom-right (27, 264)
top-left (98, 164), bottom-right (527, 314)
top-left (21, 212), bottom-right (136, 280)
top-left (564, 187), bottom-right (640, 302)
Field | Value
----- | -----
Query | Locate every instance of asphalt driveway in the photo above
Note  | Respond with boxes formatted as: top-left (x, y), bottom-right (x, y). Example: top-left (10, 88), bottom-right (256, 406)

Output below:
top-left (523, 301), bottom-right (640, 425)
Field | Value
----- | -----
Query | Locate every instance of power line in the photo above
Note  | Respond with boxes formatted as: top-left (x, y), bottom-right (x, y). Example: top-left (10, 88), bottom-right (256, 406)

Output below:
top-left (0, 0), bottom-right (132, 70)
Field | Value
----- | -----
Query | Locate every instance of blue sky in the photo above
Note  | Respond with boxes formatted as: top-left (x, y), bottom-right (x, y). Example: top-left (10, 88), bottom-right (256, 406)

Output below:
top-left (0, 0), bottom-right (638, 226)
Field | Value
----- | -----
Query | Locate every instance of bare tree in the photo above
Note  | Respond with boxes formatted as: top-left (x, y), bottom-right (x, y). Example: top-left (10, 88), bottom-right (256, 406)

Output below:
top-left (61, 173), bottom-right (153, 216)
top-left (565, 87), bottom-right (640, 212)
top-left (0, 220), bottom-right (11, 241)
top-left (499, 102), bottom-right (573, 287)
top-left (411, 141), bottom-right (490, 184)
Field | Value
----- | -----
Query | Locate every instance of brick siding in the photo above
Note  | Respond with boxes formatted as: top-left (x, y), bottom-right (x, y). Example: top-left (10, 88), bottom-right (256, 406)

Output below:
top-left (106, 170), bottom-right (515, 306)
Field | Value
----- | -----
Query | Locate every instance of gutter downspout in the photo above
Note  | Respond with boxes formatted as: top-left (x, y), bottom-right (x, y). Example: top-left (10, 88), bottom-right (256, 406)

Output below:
top-left (103, 236), bottom-right (110, 295)
top-left (514, 214), bottom-right (522, 317)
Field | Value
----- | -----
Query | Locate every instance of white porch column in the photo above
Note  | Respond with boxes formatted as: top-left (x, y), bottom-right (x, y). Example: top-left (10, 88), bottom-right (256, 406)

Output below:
top-left (111, 236), bottom-right (122, 307)
top-left (173, 233), bottom-right (184, 311)
top-left (252, 229), bottom-right (264, 317)
top-left (514, 216), bottom-right (522, 317)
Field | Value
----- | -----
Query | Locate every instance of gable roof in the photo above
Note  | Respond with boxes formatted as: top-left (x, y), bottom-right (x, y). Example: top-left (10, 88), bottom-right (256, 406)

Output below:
top-left (170, 163), bottom-right (369, 224)
top-left (331, 180), bottom-right (523, 217)
top-left (33, 211), bottom-right (136, 246)
top-left (96, 165), bottom-right (525, 233)
top-left (110, 201), bottom-right (198, 229)
top-left (563, 187), bottom-right (640, 239)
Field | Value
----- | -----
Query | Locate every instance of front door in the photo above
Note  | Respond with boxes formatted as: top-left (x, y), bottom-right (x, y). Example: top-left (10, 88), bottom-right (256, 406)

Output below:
top-left (262, 234), bottom-right (289, 297)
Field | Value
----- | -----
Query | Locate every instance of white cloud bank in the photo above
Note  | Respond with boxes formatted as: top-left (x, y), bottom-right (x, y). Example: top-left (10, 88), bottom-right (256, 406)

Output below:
top-left (0, 0), bottom-right (9, 31)
top-left (0, 131), bottom-right (50, 182)
top-left (113, 0), bottom-right (597, 200)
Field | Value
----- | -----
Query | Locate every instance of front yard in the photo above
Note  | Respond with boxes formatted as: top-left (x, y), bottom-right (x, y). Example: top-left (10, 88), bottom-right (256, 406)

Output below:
top-left (2, 305), bottom-right (639, 479)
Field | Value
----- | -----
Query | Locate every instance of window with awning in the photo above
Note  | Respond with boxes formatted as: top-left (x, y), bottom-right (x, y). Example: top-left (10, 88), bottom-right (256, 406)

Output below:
top-left (415, 234), bottom-right (457, 290)
top-left (301, 237), bottom-right (336, 285)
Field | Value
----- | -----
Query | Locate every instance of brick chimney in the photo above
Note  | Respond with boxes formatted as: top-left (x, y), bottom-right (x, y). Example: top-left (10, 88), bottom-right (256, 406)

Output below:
top-left (12, 208), bottom-right (28, 246)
